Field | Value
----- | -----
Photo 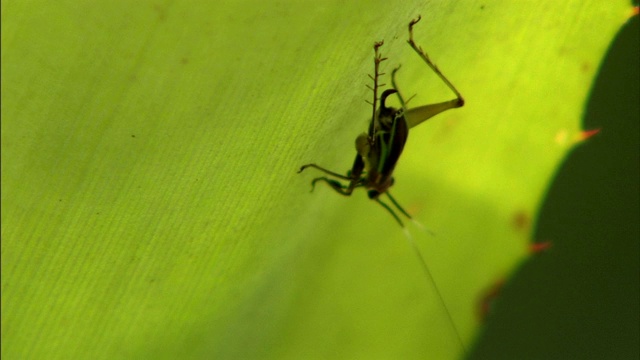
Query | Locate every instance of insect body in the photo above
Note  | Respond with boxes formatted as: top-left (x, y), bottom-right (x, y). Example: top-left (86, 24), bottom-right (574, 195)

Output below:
top-left (299, 16), bottom-right (464, 228)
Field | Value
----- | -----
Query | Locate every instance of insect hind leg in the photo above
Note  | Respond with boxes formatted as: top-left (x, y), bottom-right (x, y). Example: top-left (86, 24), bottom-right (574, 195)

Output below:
top-left (408, 16), bottom-right (464, 107)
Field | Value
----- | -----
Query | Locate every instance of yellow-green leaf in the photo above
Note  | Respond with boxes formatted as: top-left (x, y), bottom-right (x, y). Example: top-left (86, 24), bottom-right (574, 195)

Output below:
top-left (1, 1), bottom-right (632, 359)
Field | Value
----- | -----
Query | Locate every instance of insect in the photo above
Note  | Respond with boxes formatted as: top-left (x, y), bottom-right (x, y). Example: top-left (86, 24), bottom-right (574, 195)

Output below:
top-left (298, 16), bottom-right (464, 228)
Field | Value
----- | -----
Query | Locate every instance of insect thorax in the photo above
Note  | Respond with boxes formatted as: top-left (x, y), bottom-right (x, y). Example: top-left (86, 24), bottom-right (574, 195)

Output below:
top-left (358, 102), bottom-right (408, 196)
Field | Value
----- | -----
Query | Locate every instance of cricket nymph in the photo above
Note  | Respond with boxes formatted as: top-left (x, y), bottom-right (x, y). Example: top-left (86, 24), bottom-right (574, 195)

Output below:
top-left (297, 16), bottom-right (468, 355)
top-left (298, 16), bottom-right (464, 227)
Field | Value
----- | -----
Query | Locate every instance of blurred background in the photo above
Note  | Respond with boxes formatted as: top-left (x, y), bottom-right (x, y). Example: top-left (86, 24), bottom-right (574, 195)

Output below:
top-left (471, 14), bottom-right (639, 360)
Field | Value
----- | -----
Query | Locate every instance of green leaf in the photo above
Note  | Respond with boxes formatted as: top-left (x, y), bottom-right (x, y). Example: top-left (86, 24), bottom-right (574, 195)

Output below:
top-left (1, 1), bottom-right (632, 359)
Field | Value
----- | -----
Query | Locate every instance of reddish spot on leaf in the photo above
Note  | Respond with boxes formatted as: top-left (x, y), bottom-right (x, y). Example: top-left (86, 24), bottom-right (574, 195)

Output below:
top-left (511, 210), bottom-right (530, 231)
top-left (477, 279), bottom-right (505, 322)
top-left (529, 241), bottom-right (552, 254)
top-left (579, 128), bottom-right (601, 141)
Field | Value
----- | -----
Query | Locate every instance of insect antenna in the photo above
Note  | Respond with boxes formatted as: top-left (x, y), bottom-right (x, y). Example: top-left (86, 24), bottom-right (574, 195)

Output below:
top-left (390, 66), bottom-right (418, 109)
top-left (408, 218), bottom-right (436, 237)
top-left (401, 225), bottom-right (468, 356)
top-left (385, 192), bottom-right (466, 355)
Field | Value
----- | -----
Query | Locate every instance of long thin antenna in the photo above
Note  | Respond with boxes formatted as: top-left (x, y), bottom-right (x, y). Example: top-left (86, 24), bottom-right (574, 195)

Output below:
top-left (401, 229), bottom-right (467, 356)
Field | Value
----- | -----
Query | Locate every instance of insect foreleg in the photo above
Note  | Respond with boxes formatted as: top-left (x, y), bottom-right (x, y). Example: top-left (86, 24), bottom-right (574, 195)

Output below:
top-left (298, 164), bottom-right (352, 180)
top-left (310, 177), bottom-right (357, 196)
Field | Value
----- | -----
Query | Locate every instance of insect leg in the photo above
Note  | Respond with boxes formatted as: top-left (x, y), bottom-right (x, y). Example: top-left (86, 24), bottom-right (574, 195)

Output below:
top-left (404, 16), bottom-right (465, 129)
top-left (367, 41), bottom-right (388, 135)
top-left (298, 164), bottom-right (352, 180)
top-left (310, 177), bottom-right (357, 196)
top-left (390, 66), bottom-right (408, 109)
top-left (408, 16), bottom-right (464, 105)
